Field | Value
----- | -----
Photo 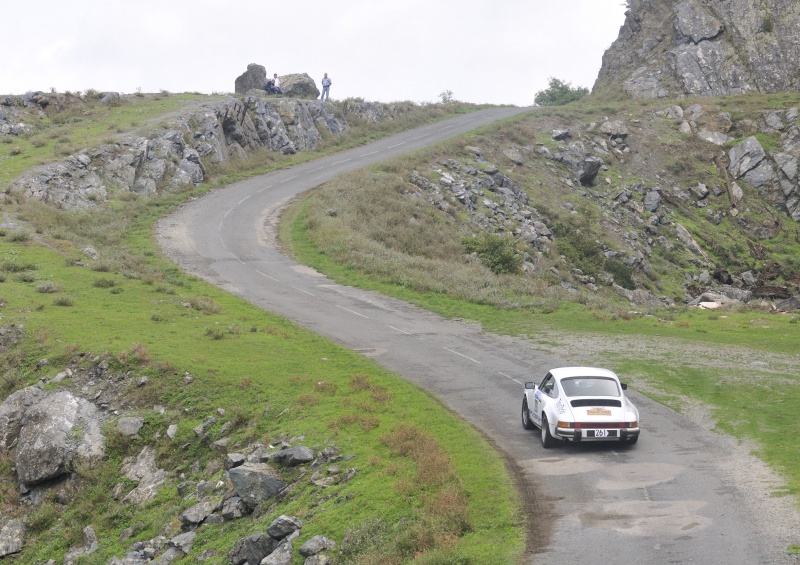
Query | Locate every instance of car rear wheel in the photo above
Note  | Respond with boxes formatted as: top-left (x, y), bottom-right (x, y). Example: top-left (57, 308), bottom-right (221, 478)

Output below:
top-left (541, 414), bottom-right (557, 448)
top-left (521, 398), bottom-right (535, 430)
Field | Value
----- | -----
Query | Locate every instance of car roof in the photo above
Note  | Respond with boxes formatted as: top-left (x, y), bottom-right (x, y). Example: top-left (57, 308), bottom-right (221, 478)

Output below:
top-left (549, 367), bottom-right (619, 381)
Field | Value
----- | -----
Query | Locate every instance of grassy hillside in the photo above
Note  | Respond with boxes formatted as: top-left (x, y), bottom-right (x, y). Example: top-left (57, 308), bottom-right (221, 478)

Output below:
top-left (0, 93), bottom-right (524, 563)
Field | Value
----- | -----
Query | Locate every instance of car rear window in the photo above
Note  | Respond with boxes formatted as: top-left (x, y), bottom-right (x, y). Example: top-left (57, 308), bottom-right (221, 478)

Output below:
top-left (560, 377), bottom-right (620, 397)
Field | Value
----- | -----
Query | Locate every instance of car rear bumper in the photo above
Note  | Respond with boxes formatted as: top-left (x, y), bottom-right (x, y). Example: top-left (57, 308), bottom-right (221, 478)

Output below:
top-left (555, 427), bottom-right (640, 442)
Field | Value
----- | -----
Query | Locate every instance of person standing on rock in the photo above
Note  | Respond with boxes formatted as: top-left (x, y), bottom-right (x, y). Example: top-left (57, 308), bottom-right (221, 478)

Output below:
top-left (272, 73), bottom-right (283, 95)
top-left (320, 73), bottom-right (332, 101)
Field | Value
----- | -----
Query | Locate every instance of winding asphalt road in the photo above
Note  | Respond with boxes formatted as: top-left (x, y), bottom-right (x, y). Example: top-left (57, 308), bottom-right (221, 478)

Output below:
top-left (157, 107), bottom-right (796, 564)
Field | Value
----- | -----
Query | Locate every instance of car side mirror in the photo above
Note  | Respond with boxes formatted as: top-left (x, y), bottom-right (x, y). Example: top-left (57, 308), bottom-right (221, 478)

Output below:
top-left (525, 382), bottom-right (535, 389)
top-left (621, 383), bottom-right (628, 390)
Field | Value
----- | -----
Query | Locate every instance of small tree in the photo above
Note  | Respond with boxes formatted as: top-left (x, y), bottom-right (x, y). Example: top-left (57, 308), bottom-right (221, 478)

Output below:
top-left (534, 77), bottom-right (589, 106)
top-left (439, 89), bottom-right (454, 104)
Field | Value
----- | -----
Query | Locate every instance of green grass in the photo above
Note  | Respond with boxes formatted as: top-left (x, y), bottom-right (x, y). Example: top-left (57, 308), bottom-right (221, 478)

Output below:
top-left (0, 231), bottom-right (523, 564)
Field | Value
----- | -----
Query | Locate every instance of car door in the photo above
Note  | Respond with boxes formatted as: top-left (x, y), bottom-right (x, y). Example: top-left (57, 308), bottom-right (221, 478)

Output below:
top-left (531, 373), bottom-right (556, 426)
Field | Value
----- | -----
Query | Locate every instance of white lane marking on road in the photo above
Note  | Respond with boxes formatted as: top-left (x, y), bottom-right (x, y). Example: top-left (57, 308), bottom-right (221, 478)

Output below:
top-left (279, 176), bottom-right (297, 183)
top-left (443, 347), bottom-right (481, 364)
top-left (257, 184), bottom-right (273, 193)
top-left (412, 133), bottom-right (432, 140)
top-left (293, 287), bottom-right (316, 297)
top-left (438, 125), bottom-right (454, 130)
top-left (387, 325), bottom-right (412, 335)
top-left (499, 372), bottom-right (523, 385)
top-left (360, 151), bottom-right (379, 157)
top-left (387, 142), bottom-right (407, 149)
top-left (337, 305), bottom-right (369, 318)
top-left (308, 167), bottom-right (324, 173)
top-left (255, 269), bottom-right (279, 282)
top-left (333, 158), bottom-right (352, 165)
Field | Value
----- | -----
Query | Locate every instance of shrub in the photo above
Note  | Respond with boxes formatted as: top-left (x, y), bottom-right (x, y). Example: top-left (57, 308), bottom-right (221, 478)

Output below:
top-left (534, 77), bottom-right (589, 106)
top-left (461, 233), bottom-right (522, 274)
top-left (36, 281), bottom-right (60, 294)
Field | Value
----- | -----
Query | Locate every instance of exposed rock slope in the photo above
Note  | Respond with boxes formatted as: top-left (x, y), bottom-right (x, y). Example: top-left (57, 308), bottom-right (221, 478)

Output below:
top-left (596, 0), bottom-right (800, 98)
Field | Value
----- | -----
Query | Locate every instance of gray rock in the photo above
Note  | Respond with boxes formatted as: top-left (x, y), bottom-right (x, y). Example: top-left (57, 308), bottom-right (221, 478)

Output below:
top-left (15, 391), bottom-right (104, 485)
top-left (168, 531), bottom-right (196, 554)
top-left (63, 525), bottom-right (98, 565)
top-left (117, 416), bottom-right (144, 436)
top-left (741, 271), bottom-right (757, 286)
top-left (673, 0), bottom-right (723, 43)
top-left (235, 63), bottom-right (268, 94)
top-left (261, 539), bottom-right (293, 565)
top-left (228, 532), bottom-right (276, 565)
top-left (227, 463), bottom-right (287, 508)
top-left (776, 297), bottom-right (800, 311)
top-left (773, 152), bottom-right (798, 180)
top-left (280, 73), bottom-right (320, 99)
top-left (697, 129), bottom-right (733, 145)
top-left (299, 535), bottom-right (336, 557)
top-left (598, 120), bottom-right (629, 140)
top-left (303, 555), bottom-right (333, 565)
top-left (0, 386), bottom-right (45, 451)
top-left (555, 146), bottom-right (604, 186)
top-left (0, 518), bottom-right (25, 557)
top-left (221, 495), bottom-right (249, 521)
top-left (272, 446), bottom-right (315, 467)
top-left (100, 92), bottom-right (121, 105)
top-left (121, 446), bottom-right (168, 505)
top-left (643, 190), bottom-right (662, 212)
top-left (179, 499), bottom-right (221, 528)
top-left (268, 515), bottom-right (303, 540)
top-left (728, 137), bottom-right (766, 178)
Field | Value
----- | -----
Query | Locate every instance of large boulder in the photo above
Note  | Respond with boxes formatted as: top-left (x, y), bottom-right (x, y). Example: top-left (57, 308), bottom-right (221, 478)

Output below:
top-left (280, 73), bottom-right (320, 99)
top-left (15, 391), bottom-right (105, 485)
top-left (235, 63), bottom-right (268, 94)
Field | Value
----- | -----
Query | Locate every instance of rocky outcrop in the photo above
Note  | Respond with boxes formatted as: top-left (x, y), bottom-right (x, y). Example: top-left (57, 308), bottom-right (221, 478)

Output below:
top-left (6, 95), bottom-right (347, 210)
top-left (596, 0), bottom-right (800, 98)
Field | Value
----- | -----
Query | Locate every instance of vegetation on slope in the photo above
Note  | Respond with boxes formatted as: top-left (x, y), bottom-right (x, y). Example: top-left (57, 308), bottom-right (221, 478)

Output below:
top-left (0, 93), bottom-right (524, 563)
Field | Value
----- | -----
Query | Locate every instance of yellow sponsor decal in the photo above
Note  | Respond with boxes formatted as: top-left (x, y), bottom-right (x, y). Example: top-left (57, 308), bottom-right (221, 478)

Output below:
top-left (587, 408), bottom-right (612, 416)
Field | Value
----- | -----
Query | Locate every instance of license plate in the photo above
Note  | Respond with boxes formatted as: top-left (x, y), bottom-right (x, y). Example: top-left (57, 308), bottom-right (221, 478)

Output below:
top-left (589, 429), bottom-right (615, 438)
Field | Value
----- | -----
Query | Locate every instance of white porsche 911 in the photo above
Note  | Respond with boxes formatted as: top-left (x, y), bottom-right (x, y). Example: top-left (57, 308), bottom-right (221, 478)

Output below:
top-left (521, 367), bottom-right (640, 448)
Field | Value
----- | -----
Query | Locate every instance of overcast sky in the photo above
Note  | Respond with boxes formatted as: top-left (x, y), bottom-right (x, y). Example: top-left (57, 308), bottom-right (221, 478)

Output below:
top-left (1, 0), bottom-right (628, 107)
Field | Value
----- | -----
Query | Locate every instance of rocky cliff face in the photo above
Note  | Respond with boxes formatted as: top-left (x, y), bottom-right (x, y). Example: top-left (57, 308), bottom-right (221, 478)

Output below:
top-left (596, 0), bottom-right (800, 98)
top-left (5, 94), bottom-right (349, 210)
